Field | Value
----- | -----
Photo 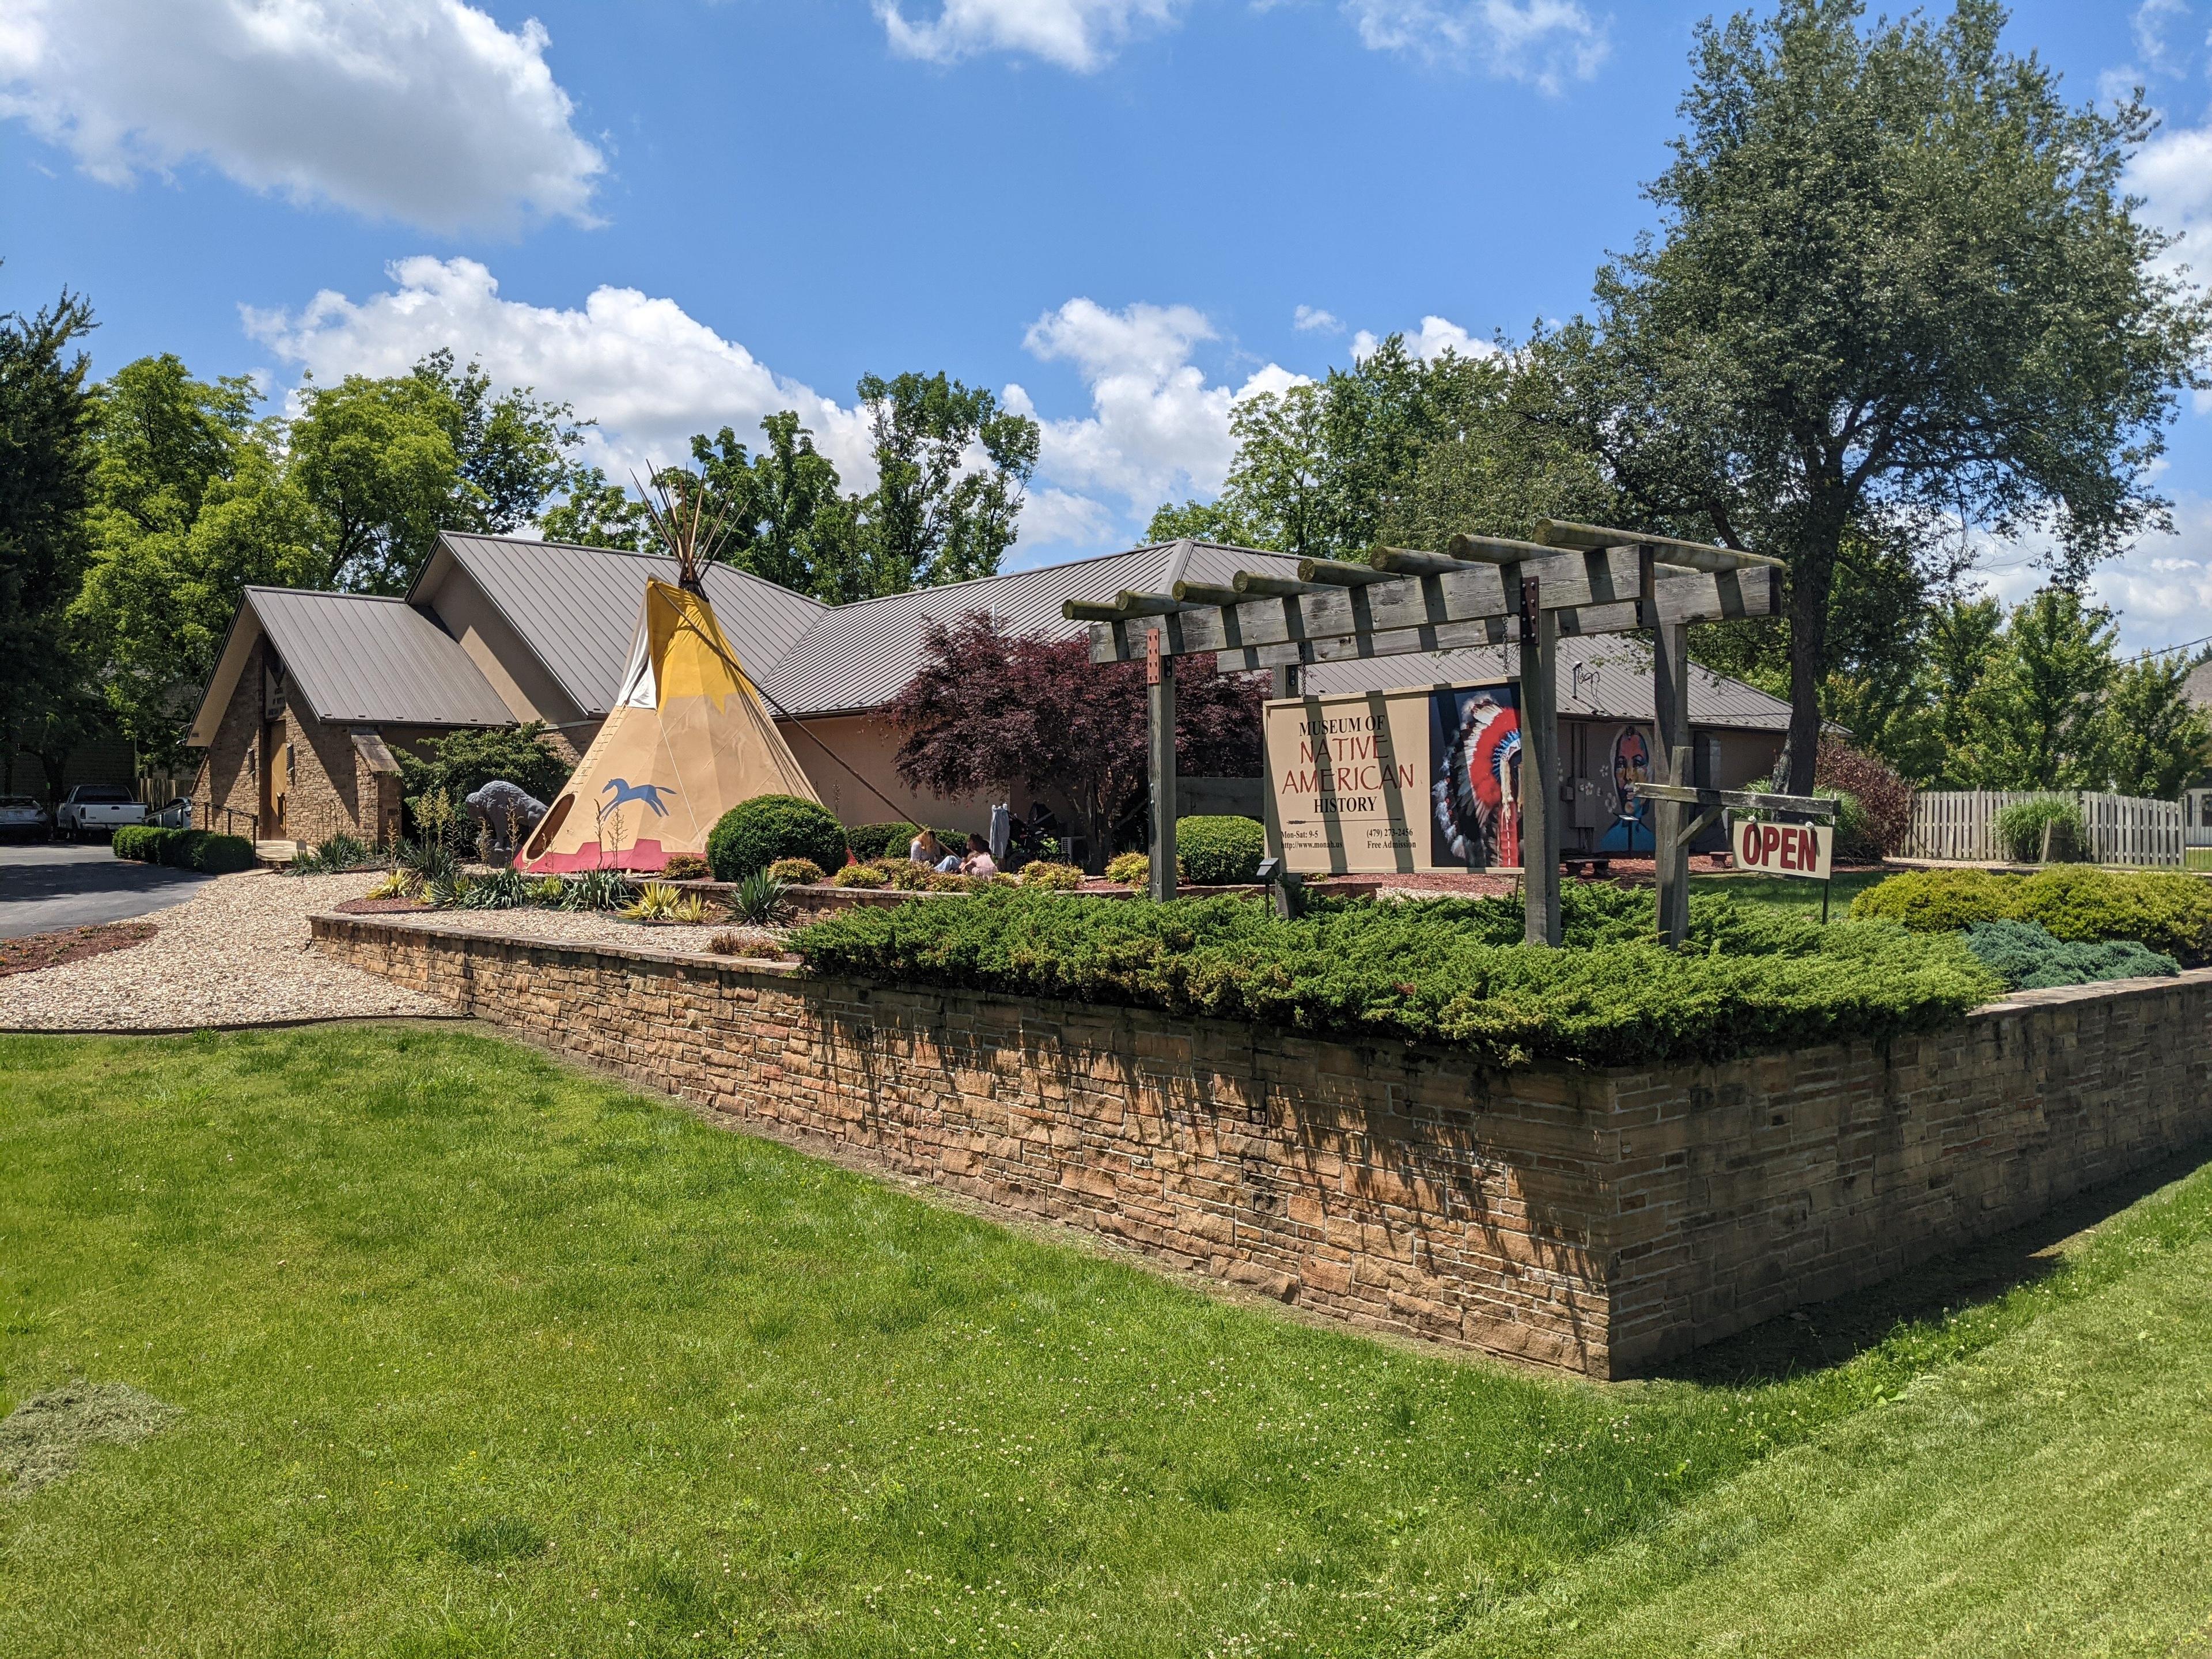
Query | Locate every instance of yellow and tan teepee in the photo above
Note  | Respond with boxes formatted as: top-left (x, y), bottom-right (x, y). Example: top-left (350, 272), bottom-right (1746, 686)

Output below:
top-left (519, 575), bottom-right (821, 874)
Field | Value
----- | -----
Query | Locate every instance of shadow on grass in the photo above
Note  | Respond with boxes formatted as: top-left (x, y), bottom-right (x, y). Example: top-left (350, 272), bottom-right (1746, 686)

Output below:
top-left (1655, 1136), bottom-right (2212, 1387)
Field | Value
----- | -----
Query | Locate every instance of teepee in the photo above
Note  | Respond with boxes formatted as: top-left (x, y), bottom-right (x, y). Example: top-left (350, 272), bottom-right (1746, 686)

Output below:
top-left (518, 474), bottom-right (822, 873)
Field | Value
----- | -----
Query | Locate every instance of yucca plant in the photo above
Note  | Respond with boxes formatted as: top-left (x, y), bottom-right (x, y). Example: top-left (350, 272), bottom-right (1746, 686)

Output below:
top-left (621, 880), bottom-right (707, 922)
top-left (560, 869), bottom-right (634, 912)
top-left (730, 872), bottom-right (793, 926)
top-left (365, 869), bottom-right (420, 901)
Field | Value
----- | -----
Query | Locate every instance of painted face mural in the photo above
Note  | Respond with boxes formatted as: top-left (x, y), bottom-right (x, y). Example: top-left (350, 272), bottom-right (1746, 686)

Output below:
top-left (1432, 690), bottom-right (1522, 868)
top-left (1606, 725), bottom-right (1654, 853)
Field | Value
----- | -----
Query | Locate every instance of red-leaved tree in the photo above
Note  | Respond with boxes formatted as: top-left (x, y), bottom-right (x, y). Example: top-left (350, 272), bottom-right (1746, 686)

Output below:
top-left (885, 611), bottom-right (1264, 870)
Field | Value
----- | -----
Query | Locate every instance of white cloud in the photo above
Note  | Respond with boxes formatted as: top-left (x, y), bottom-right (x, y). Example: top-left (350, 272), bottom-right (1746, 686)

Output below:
top-left (875, 0), bottom-right (1182, 71)
top-left (1342, 0), bottom-right (1610, 92)
top-left (242, 257), bottom-right (878, 487)
top-left (2131, 0), bottom-right (2195, 77)
top-left (1350, 313), bottom-right (1498, 362)
top-left (1293, 304), bottom-right (1343, 333)
top-left (0, 0), bottom-right (602, 233)
top-left (1969, 497), bottom-right (2212, 656)
top-left (2135, 116), bottom-right (2212, 283)
top-left (1013, 297), bottom-right (1302, 508)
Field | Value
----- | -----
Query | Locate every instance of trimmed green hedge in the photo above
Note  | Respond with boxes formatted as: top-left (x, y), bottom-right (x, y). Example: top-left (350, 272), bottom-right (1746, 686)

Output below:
top-left (1177, 816), bottom-right (1266, 885)
top-left (791, 888), bottom-right (1999, 1070)
top-left (707, 795), bottom-right (848, 881)
top-left (1853, 866), bottom-right (2212, 965)
top-left (1963, 919), bottom-right (2176, 990)
top-left (844, 821), bottom-right (922, 862)
top-left (112, 825), bottom-right (257, 873)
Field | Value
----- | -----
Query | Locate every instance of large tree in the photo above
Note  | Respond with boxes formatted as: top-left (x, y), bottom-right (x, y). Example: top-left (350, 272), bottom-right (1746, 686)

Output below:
top-left (847, 371), bottom-right (1037, 597)
top-left (0, 285), bottom-right (99, 800)
top-left (885, 612), bottom-right (1263, 871)
top-left (287, 354), bottom-right (581, 593)
top-left (74, 355), bottom-right (319, 762)
top-left (1569, 0), bottom-right (2208, 791)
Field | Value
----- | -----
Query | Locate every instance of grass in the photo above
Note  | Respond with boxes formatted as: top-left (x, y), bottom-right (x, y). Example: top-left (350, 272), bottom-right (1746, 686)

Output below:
top-left (1687, 867), bottom-right (1892, 914)
top-left (2, 1025), bottom-right (2210, 1656)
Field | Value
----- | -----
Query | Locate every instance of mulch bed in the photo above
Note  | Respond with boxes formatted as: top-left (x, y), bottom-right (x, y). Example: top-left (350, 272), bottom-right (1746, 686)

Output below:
top-left (0, 921), bottom-right (159, 978)
top-left (331, 897), bottom-right (433, 915)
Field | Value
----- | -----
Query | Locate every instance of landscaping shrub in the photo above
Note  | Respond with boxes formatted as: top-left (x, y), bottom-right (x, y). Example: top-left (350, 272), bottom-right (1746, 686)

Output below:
top-left (871, 859), bottom-right (933, 891)
top-left (286, 833), bottom-right (370, 876)
top-left (766, 857), bottom-right (825, 884)
top-left (1963, 919), bottom-right (2177, 990)
top-left (661, 853), bottom-right (711, 881)
top-left (1019, 860), bottom-right (1085, 891)
top-left (1106, 850), bottom-right (1152, 887)
top-left (171, 830), bottom-right (255, 873)
top-left (1814, 737), bottom-right (1912, 858)
top-left (706, 794), bottom-right (848, 881)
top-left (829, 863), bottom-right (887, 889)
top-left (396, 722), bottom-right (572, 827)
top-left (1177, 816), bottom-right (1266, 885)
top-left (111, 825), bottom-right (167, 863)
top-left (844, 821), bottom-right (922, 862)
top-left (792, 889), bottom-right (2000, 1070)
top-left (622, 881), bottom-right (709, 923)
top-left (1994, 797), bottom-right (2089, 863)
top-left (1852, 865), bottom-right (2212, 965)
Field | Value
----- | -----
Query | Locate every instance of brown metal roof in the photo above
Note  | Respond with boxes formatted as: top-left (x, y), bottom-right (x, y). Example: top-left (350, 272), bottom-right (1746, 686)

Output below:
top-left (427, 532), bottom-right (828, 717)
top-left (244, 588), bottom-right (514, 727)
top-left (753, 541), bottom-right (1312, 716)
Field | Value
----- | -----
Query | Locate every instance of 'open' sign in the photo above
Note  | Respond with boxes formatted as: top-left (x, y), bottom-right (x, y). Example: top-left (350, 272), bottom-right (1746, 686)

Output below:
top-left (1736, 818), bottom-right (1832, 881)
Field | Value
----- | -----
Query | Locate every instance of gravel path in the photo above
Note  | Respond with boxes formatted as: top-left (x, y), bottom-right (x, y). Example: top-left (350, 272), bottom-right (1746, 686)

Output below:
top-left (371, 907), bottom-right (787, 959)
top-left (2, 870), bottom-right (450, 1031)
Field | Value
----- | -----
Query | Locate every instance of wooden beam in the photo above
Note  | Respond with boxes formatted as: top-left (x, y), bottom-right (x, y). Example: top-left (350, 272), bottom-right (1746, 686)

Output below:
top-left (1368, 546), bottom-right (1488, 577)
top-left (1520, 579), bottom-right (1562, 947)
top-left (1169, 579), bottom-right (1244, 607)
top-left (1299, 557), bottom-right (1396, 587)
top-left (1149, 636), bottom-right (1177, 901)
top-left (1088, 545), bottom-right (1643, 664)
top-left (1628, 783), bottom-right (1836, 819)
top-left (1653, 621), bottom-right (1691, 948)
top-left (1444, 531), bottom-right (1559, 565)
top-left (1232, 571), bottom-right (1315, 597)
top-left (1113, 590), bottom-right (1195, 616)
top-left (1649, 565), bottom-right (1782, 623)
top-left (1534, 517), bottom-right (1788, 573)
top-left (1065, 600), bottom-right (1125, 622)
top-left (1211, 599), bottom-right (1645, 672)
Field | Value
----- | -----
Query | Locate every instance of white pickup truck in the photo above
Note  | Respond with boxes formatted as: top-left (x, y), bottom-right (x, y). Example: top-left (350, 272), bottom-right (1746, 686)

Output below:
top-left (55, 784), bottom-right (147, 842)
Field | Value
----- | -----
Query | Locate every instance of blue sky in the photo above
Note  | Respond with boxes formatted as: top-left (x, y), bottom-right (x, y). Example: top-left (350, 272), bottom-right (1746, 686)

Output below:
top-left (2, 0), bottom-right (2207, 648)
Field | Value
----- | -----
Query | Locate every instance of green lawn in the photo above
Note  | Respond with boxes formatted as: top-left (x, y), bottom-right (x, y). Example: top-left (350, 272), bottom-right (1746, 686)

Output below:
top-left (2, 1026), bottom-right (2210, 1657)
top-left (1687, 866), bottom-right (1892, 914)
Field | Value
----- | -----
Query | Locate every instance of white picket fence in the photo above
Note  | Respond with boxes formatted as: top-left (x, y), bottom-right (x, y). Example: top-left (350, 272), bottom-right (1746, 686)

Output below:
top-left (1903, 790), bottom-right (2183, 868)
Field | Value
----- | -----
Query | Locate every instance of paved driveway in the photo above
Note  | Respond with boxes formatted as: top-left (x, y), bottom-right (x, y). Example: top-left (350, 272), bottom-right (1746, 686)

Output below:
top-left (0, 842), bottom-right (218, 939)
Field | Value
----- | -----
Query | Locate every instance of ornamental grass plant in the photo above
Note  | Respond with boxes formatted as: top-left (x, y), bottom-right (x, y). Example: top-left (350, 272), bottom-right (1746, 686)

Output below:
top-left (793, 887), bottom-right (1999, 1070)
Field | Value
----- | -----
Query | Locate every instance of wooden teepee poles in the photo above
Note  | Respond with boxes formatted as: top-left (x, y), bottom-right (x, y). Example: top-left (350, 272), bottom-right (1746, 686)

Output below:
top-left (632, 466), bottom-right (734, 594)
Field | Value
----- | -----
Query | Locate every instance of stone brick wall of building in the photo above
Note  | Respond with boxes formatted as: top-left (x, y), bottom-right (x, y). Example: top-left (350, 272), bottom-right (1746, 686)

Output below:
top-left (192, 635), bottom-right (268, 837)
top-left (312, 914), bottom-right (2212, 1377)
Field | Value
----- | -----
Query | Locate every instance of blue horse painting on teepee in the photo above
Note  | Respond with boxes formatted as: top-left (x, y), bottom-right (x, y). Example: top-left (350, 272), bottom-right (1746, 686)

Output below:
top-left (600, 778), bottom-right (672, 817)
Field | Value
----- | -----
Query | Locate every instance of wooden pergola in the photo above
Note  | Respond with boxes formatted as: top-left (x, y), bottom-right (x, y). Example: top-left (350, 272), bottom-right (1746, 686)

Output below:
top-left (1066, 520), bottom-right (1831, 947)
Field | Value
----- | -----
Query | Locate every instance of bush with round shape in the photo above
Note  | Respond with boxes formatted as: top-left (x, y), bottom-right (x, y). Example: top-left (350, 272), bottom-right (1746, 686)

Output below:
top-left (766, 857), bottom-right (825, 885)
top-left (1019, 860), bottom-right (1085, 890)
top-left (1850, 868), bottom-right (2021, 933)
top-left (1176, 816), bottom-right (1267, 885)
top-left (660, 853), bottom-right (712, 881)
top-left (1993, 797), bottom-right (2089, 864)
top-left (829, 863), bottom-right (887, 889)
top-left (844, 821), bottom-right (921, 862)
top-left (112, 825), bottom-right (166, 863)
top-left (706, 794), bottom-right (848, 881)
top-left (168, 830), bottom-right (255, 873)
top-left (1105, 850), bottom-right (1150, 887)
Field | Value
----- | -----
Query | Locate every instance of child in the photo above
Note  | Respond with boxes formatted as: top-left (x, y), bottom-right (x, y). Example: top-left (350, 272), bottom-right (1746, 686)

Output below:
top-left (960, 832), bottom-right (997, 878)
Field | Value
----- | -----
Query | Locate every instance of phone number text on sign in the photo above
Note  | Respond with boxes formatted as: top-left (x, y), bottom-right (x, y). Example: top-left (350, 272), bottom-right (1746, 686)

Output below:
top-left (1735, 818), bottom-right (1832, 881)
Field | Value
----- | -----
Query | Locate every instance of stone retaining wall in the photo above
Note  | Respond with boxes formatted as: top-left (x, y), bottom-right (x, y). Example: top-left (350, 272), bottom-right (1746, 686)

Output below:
top-left (313, 913), bottom-right (2212, 1378)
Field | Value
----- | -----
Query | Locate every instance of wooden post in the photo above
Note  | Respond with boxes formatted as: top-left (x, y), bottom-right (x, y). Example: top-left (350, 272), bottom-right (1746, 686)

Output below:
top-left (1652, 600), bottom-right (1692, 947)
top-left (1149, 628), bottom-right (1178, 902)
top-left (1519, 576), bottom-right (1562, 946)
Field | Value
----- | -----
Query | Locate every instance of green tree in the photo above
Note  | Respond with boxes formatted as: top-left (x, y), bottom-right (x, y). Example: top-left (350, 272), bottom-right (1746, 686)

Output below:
top-left (1565, 0), bottom-right (2209, 791)
top-left (1143, 497), bottom-right (1264, 547)
top-left (0, 285), bottom-right (100, 802)
top-left (688, 411), bottom-right (854, 596)
top-left (846, 371), bottom-right (1037, 597)
top-left (2100, 652), bottom-right (2210, 797)
top-left (74, 356), bottom-right (319, 762)
top-left (1961, 589), bottom-right (2117, 787)
top-left (538, 465), bottom-right (650, 552)
top-left (289, 354), bottom-right (582, 593)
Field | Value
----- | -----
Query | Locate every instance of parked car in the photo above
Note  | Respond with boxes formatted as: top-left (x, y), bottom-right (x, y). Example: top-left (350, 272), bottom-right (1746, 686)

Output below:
top-left (55, 784), bottom-right (146, 842)
top-left (0, 794), bottom-right (51, 842)
top-left (150, 795), bottom-right (194, 829)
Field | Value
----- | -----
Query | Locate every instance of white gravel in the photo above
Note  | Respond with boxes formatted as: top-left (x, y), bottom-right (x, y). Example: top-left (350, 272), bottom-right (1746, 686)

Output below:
top-left (373, 906), bottom-right (787, 960)
top-left (2, 869), bottom-right (451, 1031)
